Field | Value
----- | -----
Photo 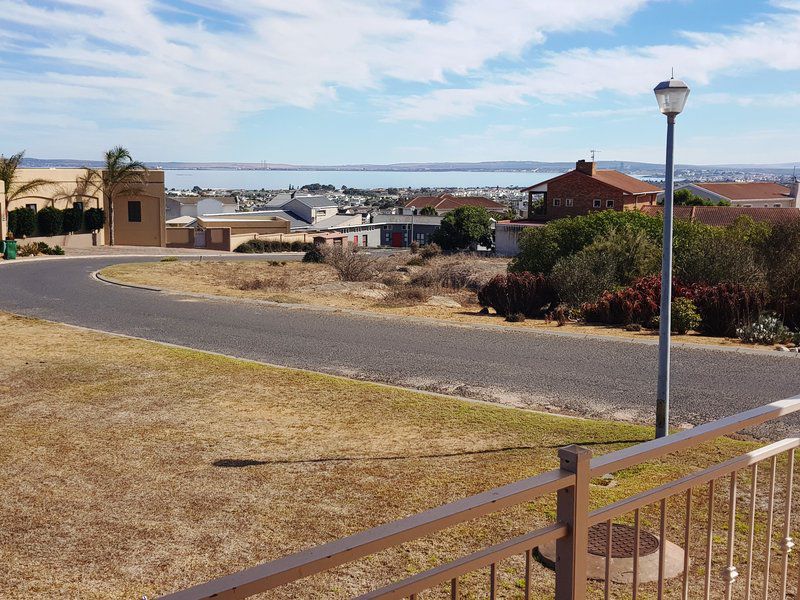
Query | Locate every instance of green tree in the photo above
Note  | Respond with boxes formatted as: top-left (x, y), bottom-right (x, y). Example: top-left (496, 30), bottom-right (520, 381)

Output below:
top-left (81, 147), bottom-right (148, 245)
top-left (431, 206), bottom-right (494, 251)
top-left (0, 150), bottom-right (50, 216)
top-left (670, 188), bottom-right (731, 207)
top-left (419, 205), bottom-right (437, 216)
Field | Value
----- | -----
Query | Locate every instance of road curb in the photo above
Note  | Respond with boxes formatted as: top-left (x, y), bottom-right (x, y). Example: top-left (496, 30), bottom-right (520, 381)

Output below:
top-left (92, 268), bottom-right (798, 359)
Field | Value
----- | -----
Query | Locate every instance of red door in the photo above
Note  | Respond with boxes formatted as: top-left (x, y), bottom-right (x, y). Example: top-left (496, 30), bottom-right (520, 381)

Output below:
top-left (391, 232), bottom-right (403, 247)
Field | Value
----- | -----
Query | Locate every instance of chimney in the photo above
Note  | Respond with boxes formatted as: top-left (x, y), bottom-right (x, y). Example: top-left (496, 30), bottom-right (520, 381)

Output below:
top-left (575, 159), bottom-right (596, 176)
top-left (791, 178), bottom-right (799, 207)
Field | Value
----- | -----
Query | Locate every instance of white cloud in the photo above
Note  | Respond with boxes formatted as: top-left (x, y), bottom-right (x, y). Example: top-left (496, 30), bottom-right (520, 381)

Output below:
top-left (389, 1), bottom-right (800, 120)
top-left (0, 0), bottom-right (652, 145)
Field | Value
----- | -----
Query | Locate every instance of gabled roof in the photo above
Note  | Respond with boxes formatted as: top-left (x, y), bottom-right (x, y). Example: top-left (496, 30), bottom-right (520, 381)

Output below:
top-left (522, 169), bottom-right (661, 195)
top-left (640, 205), bottom-right (800, 227)
top-left (291, 194), bottom-right (337, 208)
top-left (403, 193), bottom-right (507, 211)
top-left (692, 182), bottom-right (791, 201)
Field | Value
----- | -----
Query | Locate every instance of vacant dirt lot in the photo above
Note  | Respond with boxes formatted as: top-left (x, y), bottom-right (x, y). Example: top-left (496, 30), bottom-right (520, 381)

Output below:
top-left (102, 259), bottom-right (771, 350)
top-left (1, 313), bottom-right (783, 599)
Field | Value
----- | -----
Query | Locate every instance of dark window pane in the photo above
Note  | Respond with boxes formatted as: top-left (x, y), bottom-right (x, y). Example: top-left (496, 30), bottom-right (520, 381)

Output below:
top-left (128, 200), bottom-right (142, 222)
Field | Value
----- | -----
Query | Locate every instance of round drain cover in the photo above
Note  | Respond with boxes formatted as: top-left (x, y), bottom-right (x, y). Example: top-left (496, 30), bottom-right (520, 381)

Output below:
top-left (588, 523), bottom-right (659, 558)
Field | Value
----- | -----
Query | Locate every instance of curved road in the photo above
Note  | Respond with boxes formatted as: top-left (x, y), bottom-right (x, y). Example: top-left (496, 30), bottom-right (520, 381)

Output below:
top-left (1, 256), bottom-right (798, 437)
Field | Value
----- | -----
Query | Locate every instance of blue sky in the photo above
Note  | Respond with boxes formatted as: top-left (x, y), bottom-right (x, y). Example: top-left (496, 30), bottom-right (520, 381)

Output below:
top-left (1, 0), bottom-right (799, 165)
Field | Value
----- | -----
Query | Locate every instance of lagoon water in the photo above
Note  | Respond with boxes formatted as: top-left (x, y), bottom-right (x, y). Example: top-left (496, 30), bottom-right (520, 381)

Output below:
top-left (164, 170), bottom-right (560, 191)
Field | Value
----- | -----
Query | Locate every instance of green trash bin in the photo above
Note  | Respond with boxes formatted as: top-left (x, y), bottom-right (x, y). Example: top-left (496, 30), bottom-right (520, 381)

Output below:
top-left (3, 240), bottom-right (17, 260)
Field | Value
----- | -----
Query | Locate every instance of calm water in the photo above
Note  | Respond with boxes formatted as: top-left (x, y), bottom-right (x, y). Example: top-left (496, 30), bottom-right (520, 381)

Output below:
top-left (163, 170), bottom-right (560, 190)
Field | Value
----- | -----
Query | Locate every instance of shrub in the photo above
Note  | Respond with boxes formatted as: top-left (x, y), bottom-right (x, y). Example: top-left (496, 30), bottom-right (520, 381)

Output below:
top-left (759, 220), bottom-right (800, 328)
top-left (477, 272), bottom-right (556, 318)
top-left (674, 217), bottom-right (768, 287)
top-left (409, 240), bottom-right (420, 254)
top-left (160, 256), bottom-right (178, 262)
top-left (302, 245), bottom-right (325, 263)
top-left (550, 228), bottom-right (659, 307)
top-left (8, 207), bottom-right (36, 237)
top-left (506, 312), bottom-right (526, 322)
top-left (378, 285), bottom-right (432, 307)
top-left (235, 239), bottom-right (313, 253)
top-left (84, 207), bottom-right (106, 231)
top-left (418, 242), bottom-right (441, 261)
top-left (736, 313), bottom-right (792, 345)
top-left (511, 210), bottom-right (663, 274)
top-left (410, 258), bottom-right (505, 292)
top-left (322, 244), bottom-right (380, 281)
top-left (36, 206), bottom-right (64, 236)
top-left (17, 242), bottom-right (64, 256)
top-left (551, 251), bottom-right (618, 307)
top-left (62, 206), bottom-right (83, 233)
top-left (691, 283), bottom-right (766, 337)
top-left (668, 297), bottom-right (701, 334)
top-left (582, 275), bottom-right (692, 326)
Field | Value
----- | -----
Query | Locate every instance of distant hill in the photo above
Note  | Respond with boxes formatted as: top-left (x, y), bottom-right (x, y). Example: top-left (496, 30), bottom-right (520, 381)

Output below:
top-left (18, 157), bottom-right (798, 175)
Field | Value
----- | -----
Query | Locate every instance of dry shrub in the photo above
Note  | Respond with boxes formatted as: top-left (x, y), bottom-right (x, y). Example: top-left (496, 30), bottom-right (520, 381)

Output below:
top-left (322, 245), bottom-right (391, 282)
top-left (378, 285), bottom-right (433, 307)
top-left (234, 277), bottom-right (271, 291)
top-left (410, 256), bottom-right (506, 292)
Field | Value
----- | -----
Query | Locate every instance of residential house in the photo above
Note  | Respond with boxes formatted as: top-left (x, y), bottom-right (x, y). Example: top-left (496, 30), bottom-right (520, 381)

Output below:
top-left (400, 193), bottom-right (508, 215)
top-left (166, 195), bottom-right (238, 220)
top-left (332, 214), bottom-right (443, 248)
top-left (666, 181), bottom-right (800, 208)
top-left (522, 160), bottom-right (661, 218)
top-left (2, 168), bottom-right (166, 247)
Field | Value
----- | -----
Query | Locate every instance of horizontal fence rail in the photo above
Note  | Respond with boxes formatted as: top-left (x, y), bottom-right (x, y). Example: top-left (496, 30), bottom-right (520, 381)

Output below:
top-left (158, 395), bottom-right (800, 600)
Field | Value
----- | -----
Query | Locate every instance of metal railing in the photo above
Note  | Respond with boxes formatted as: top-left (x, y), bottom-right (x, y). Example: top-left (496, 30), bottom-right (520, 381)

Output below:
top-left (159, 396), bottom-right (800, 600)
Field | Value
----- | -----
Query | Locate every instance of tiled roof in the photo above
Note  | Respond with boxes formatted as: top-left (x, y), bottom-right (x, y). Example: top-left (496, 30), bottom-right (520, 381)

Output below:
top-left (403, 193), bottom-right (507, 211)
top-left (592, 170), bottom-right (661, 194)
top-left (522, 169), bottom-right (660, 195)
top-left (694, 182), bottom-right (791, 201)
top-left (640, 205), bottom-right (800, 227)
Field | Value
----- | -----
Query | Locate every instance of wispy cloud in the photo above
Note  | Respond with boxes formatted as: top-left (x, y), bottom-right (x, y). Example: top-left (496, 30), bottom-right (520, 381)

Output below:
top-left (0, 0), bottom-right (652, 140)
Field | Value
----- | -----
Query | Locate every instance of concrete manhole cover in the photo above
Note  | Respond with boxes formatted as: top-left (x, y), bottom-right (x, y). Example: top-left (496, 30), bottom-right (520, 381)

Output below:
top-left (536, 523), bottom-right (685, 584)
top-left (588, 523), bottom-right (660, 558)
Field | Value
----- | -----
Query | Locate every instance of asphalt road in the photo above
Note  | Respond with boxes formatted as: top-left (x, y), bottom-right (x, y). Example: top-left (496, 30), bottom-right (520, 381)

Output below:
top-left (1, 256), bottom-right (798, 438)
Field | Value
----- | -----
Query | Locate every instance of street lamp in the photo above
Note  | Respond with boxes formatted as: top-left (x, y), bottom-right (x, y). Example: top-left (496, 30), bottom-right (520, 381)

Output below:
top-left (653, 76), bottom-right (690, 439)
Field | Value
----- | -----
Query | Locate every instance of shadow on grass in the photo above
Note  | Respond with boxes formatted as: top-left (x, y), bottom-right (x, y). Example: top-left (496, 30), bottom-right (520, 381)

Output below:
top-left (213, 438), bottom-right (650, 468)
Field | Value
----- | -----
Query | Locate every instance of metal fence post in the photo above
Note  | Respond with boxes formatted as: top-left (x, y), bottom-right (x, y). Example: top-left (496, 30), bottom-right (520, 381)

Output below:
top-left (555, 445), bottom-right (592, 600)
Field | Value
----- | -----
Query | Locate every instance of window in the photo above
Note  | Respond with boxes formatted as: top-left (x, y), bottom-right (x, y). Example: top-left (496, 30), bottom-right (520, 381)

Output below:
top-left (774, 204), bottom-right (782, 208)
top-left (593, 199), bottom-right (602, 208)
top-left (127, 200), bottom-right (142, 222)
top-left (565, 198), bottom-right (573, 207)
top-left (552, 198), bottom-right (561, 207)
top-left (73, 201), bottom-right (84, 211)
top-left (606, 199), bottom-right (614, 208)
top-left (25, 203), bottom-right (37, 212)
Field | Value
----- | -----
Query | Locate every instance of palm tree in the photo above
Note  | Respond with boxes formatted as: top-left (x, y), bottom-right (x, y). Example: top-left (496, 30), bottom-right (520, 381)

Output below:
top-left (0, 150), bottom-right (50, 214)
top-left (83, 146), bottom-right (148, 245)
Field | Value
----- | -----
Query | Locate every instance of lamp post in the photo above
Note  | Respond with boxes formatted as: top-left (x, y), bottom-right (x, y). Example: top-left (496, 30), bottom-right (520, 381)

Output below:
top-left (653, 77), bottom-right (690, 439)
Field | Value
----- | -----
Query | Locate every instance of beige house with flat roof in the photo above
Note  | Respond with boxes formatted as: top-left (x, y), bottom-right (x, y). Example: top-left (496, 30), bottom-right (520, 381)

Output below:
top-left (1, 168), bottom-right (166, 246)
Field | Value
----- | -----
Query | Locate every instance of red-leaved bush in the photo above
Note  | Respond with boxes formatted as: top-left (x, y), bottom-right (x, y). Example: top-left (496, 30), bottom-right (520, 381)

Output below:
top-left (691, 283), bottom-right (767, 337)
top-left (478, 272), bottom-right (556, 317)
top-left (581, 275), bottom-right (692, 326)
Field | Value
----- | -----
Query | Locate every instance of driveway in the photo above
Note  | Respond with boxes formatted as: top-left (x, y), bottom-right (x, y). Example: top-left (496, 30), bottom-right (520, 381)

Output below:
top-left (1, 256), bottom-right (798, 438)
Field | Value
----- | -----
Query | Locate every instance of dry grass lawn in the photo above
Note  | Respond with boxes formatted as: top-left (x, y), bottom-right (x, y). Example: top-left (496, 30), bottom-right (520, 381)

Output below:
top-left (0, 312), bottom-right (779, 599)
top-left (102, 260), bottom-right (772, 350)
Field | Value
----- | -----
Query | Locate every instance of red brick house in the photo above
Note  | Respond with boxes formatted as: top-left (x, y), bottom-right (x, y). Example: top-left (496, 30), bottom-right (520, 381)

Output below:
top-left (522, 160), bottom-right (661, 219)
top-left (401, 193), bottom-right (507, 215)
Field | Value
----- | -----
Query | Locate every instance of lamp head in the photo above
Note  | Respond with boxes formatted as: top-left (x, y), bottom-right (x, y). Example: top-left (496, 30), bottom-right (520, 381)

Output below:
top-left (654, 78), bottom-right (690, 116)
